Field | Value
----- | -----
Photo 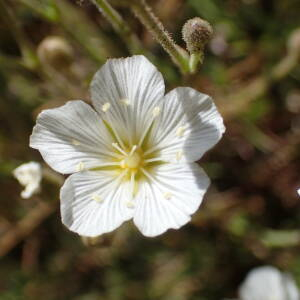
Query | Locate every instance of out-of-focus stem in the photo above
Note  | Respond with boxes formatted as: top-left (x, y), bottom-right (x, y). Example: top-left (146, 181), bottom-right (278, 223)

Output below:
top-left (271, 54), bottom-right (298, 81)
top-left (130, 0), bottom-right (190, 74)
top-left (91, 0), bottom-right (143, 54)
top-left (220, 51), bottom-right (299, 120)
top-left (0, 167), bottom-right (64, 258)
top-left (0, 201), bottom-right (57, 258)
top-left (18, 0), bottom-right (121, 62)
top-left (18, 0), bottom-right (59, 21)
top-left (0, 2), bottom-right (38, 69)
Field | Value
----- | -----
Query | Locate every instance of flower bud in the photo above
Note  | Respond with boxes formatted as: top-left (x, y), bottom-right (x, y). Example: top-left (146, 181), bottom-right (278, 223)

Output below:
top-left (182, 17), bottom-right (213, 53)
top-left (287, 28), bottom-right (300, 56)
top-left (37, 36), bottom-right (74, 70)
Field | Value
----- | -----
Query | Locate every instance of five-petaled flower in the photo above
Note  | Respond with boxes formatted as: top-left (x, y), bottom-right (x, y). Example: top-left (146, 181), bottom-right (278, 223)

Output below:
top-left (30, 55), bottom-right (225, 237)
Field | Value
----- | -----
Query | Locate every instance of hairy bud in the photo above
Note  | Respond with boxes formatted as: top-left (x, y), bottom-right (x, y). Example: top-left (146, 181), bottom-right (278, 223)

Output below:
top-left (37, 36), bottom-right (74, 70)
top-left (182, 17), bottom-right (213, 53)
top-left (288, 28), bottom-right (300, 56)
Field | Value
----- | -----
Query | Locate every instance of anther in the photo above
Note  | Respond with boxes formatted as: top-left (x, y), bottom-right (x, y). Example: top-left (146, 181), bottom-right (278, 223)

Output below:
top-left (120, 98), bottom-right (130, 106)
top-left (176, 150), bottom-right (183, 161)
top-left (92, 194), bottom-right (103, 203)
top-left (71, 139), bottom-right (81, 146)
top-left (163, 192), bottom-right (172, 200)
top-left (102, 102), bottom-right (111, 112)
top-left (176, 126), bottom-right (186, 137)
top-left (152, 106), bottom-right (161, 117)
top-left (76, 161), bottom-right (85, 172)
top-left (126, 201), bottom-right (135, 208)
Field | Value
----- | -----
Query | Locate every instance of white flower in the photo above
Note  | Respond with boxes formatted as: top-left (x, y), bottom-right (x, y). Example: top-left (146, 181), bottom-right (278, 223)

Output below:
top-left (13, 162), bottom-right (42, 199)
top-left (239, 266), bottom-right (300, 300)
top-left (297, 188), bottom-right (300, 197)
top-left (30, 55), bottom-right (225, 237)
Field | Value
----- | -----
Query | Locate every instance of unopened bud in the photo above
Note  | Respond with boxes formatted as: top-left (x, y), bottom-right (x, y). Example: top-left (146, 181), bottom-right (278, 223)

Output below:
top-left (37, 36), bottom-right (74, 70)
top-left (182, 17), bottom-right (213, 53)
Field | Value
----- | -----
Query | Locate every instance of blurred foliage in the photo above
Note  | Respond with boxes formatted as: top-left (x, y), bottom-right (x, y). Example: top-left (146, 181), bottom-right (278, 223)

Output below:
top-left (0, 0), bottom-right (300, 299)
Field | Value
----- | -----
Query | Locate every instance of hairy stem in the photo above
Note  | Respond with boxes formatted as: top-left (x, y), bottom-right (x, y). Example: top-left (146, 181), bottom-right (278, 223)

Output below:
top-left (130, 0), bottom-right (190, 74)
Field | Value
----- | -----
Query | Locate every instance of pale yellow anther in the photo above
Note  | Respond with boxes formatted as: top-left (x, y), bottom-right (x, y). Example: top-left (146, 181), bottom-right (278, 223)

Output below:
top-left (76, 161), bottom-right (85, 172)
top-left (92, 194), bottom-right (103, 203)
top-left (102, 102), bottom-right (111, 112)
top-left (152, 106), bottom-right (161, 117)
top-left (163, 192), bottom-right (172, 200)
top-left (176, 126), bottom-right (186, 137)
top-left (176, 150), bottom-right (183, 161)
top-left (120, 98), bottom-right (130, 106)
top-left (126, 201), bottom-right (135, 208)
top-left (71, 139), bottom-right (81, 146)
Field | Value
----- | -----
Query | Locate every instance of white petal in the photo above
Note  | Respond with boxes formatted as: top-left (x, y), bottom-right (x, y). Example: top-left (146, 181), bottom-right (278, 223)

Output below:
top-left (239, 266), bottom-right (300, 300)
top-left (60, 170), bottom-right (134, 237)
top-left (145, 87), bottom-right (225, 163)
top-left (133, 163), bottom-right (210, 237)
top-left (90, 55), bottom-right (165, 143)
top-left (283, 274), bottom-right (300, 300)
top-left (30, 101), bottom-right (116, 174)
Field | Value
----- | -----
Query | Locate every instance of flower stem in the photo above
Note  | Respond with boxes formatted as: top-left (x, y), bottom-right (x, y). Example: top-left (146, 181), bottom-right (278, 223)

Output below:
top-left (189, 53), bottom-right (203, 74)
top-left (130, 0), bottom-right (190, 74)
top-left (91, 0), bottom-right (143, 54)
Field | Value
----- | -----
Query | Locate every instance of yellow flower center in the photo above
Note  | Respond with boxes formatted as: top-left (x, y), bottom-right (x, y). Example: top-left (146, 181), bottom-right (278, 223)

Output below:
top-left (121, 152), bottom-right (142, 169)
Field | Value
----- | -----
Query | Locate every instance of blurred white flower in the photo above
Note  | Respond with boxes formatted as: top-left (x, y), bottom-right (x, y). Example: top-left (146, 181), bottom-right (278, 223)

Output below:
top-left (30, 55), bottom-right (225, 237)
top-left (297, 188), bottom-right (300, 196)
top-left (239, 266), bottom-right (299, 300)
top-left (13, 161), bottom-right (42, 199)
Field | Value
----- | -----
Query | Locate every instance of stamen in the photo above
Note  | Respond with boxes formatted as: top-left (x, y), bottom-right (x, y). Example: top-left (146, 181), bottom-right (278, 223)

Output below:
top-left (103, 117), bottom-right (127, 150)
top-left (129, 145), bottom-right (137, 156)
top-left (152, 106), bottom-right (161, 117)
top-left (90, 162), bottom-right (122, 170)
top-left (120, 160), bottom-right (126, 169)
top-left (112, 142), bottom-right (127, 156)
top-left (102, 102), bottom-right (111, 112)
top-left (144, 157), bottom-right (163, 163)
top-left (141, 167), bottom-right (156, 182)
top-left (120, 98), bottom-right (130, 106)
top-left (92, 194), bottom-right (103, 203)
top-left (163, 192), bottom-right (172, 200)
